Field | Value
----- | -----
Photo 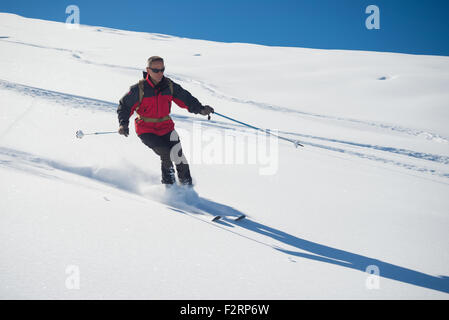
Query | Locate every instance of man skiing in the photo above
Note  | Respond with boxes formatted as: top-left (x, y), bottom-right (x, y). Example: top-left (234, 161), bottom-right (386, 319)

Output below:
top-left (117, 56), bottom-right (214, 186)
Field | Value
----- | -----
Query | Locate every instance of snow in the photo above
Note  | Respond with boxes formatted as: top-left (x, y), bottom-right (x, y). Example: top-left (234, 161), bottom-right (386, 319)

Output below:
top-left (0, 13), bottom-right (448, 299)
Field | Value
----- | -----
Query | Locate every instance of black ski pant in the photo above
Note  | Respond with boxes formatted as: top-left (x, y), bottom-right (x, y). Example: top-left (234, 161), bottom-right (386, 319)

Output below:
top-left (139, 130), bottom-right (192, 184)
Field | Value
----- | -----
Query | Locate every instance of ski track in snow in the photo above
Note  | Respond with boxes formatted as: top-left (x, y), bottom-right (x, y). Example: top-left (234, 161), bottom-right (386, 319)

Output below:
top-left (281, 131), bottom-right (449, 165)
top-left (169, 73), bottom-right (449, 143)
top-left (0, 146), bottom-right (153, 194)
top-left (0, 38), bottom-right (83, 54)
top-left (2, 36), bottom-right (448, 143)
top-left (1, 78), bottom-right (449, 181)
top-left (0, 146), bottom-right (246, 221)
top-left (78, 53), bottom-right (449, 143)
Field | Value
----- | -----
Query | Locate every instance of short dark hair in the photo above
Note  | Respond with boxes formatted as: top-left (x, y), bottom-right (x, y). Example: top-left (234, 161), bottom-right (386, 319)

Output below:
top-left (147, 56), bottom-right (164, 67)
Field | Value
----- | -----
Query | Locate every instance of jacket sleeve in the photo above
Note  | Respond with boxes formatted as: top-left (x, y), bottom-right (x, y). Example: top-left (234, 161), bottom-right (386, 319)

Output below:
top-left (171, 80), bottom-right (204, 114)
top-left (117, 84), bottom-right (139, 127)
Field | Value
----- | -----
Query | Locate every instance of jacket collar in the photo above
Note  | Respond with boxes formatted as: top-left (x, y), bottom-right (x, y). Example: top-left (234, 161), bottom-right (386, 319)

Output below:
top-left (143, 71), bottom-right (167, 90)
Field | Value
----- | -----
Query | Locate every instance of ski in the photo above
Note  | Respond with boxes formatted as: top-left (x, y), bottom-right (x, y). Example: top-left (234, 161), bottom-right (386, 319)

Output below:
top-left (234, 214), bottom-right (246, 221)
top-left (162, 184), bottom-right (246, 223)
top-left (211, 214), bottom-right (246, 222)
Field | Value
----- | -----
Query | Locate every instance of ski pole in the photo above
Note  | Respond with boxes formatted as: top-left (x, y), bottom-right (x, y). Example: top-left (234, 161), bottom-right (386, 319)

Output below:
top-left (211, 111), bottom-right (304, 148)
top-left (75, 130), bottom-right (117, 139)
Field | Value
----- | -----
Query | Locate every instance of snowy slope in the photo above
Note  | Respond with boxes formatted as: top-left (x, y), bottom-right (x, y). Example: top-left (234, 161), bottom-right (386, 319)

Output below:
top-left (0, 13), bottom-right (448, 299)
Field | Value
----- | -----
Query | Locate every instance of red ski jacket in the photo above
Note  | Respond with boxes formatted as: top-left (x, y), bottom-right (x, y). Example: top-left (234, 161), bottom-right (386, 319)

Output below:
top-left (117, 72), bottom-right (205, 136)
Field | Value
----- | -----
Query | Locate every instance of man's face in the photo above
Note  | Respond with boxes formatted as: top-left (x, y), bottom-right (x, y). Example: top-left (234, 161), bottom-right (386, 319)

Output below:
top-left (147, 61), bottom-right (165, 84)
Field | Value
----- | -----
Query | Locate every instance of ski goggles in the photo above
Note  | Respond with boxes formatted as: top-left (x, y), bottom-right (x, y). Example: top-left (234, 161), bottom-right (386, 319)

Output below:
top-left (149, 67), bottom-right (165, 73)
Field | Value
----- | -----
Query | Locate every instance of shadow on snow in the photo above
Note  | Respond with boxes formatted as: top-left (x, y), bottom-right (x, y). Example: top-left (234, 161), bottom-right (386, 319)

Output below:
top-left (1, 146), bottom-right (448, 296)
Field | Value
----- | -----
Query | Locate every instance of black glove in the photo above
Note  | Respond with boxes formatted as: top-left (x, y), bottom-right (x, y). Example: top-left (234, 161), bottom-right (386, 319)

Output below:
top-left (118, 125), bottom-right (129, 137)
top-left (200, 105), bottom-right (214, 116)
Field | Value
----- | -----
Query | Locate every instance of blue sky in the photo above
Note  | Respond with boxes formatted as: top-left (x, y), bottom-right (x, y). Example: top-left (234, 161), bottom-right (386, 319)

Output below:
top-left (1, 0), bottom-right (449, 56)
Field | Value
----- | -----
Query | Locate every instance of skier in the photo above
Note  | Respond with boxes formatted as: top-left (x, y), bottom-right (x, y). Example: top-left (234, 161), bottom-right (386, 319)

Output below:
top-left (117, 56), bottom-right (214, 186)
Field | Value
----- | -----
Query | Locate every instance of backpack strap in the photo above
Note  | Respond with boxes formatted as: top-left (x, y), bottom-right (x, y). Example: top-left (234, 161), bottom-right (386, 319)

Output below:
top-left (167, 78), bottom-right (173, 96)
top-left (135, 79), bottom-right (146, 113)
